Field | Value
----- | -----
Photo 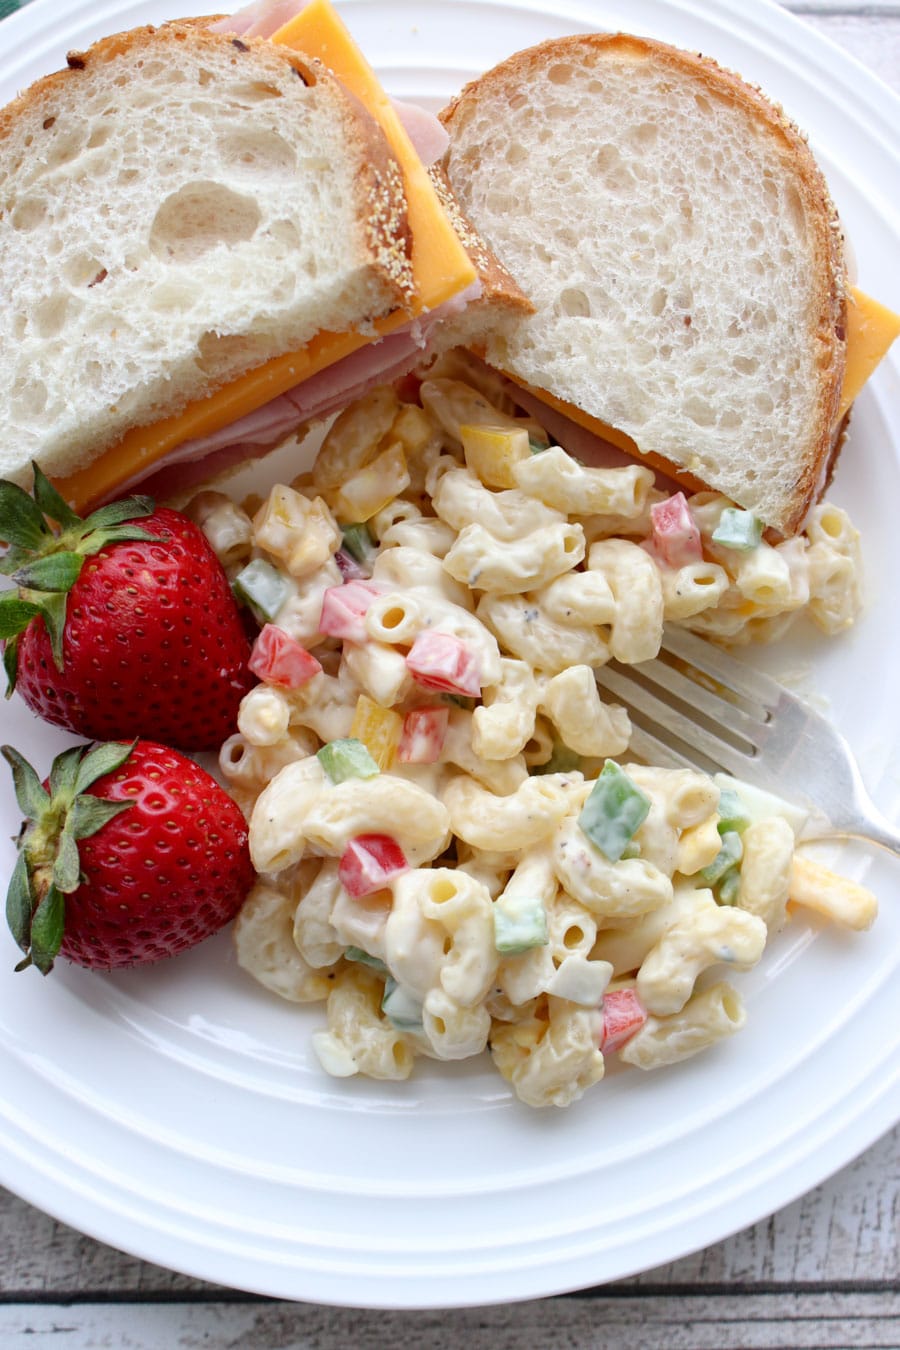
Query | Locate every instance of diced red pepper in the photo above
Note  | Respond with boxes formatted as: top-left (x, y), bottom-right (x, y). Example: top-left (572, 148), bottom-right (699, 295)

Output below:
top-left (649, 492), bottom-right (703, 568)
top-left (397, 706), bottom-right (449, 764)
top-left (248, 624), bottom-right (322, 688)
top-left (318, 580), bottom-right (382, 642)
top-left (338, 834), bottom-right (408, 897)
top-left (599, 988), bottom-right (647, 1054)
top-left (406, 631), bottom-right (482, 698)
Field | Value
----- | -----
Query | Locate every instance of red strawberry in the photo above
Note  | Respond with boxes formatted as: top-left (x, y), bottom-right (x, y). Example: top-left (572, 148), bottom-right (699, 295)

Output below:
top-left (4, 739), bottom-right (255, 973)
top-left (0, 464), bottom-right (254, 750)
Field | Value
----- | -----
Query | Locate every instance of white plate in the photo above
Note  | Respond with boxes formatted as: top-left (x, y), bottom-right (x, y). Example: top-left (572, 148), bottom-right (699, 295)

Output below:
top-left (0, 0), bottom-right (898, 1309)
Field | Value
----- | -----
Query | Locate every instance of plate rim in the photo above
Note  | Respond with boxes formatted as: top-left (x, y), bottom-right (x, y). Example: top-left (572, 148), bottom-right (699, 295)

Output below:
top-left (0, 0), bottom-right (898, 1307)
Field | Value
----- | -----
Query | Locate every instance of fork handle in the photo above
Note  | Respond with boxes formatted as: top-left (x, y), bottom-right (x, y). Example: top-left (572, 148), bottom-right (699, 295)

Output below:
top-left (804, 803), bottom-right (900, 859)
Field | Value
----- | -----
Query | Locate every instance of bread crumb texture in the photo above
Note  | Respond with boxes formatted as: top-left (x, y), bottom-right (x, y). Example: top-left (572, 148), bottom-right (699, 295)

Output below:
top-left (442, 34), bottom-right (846, 534)
top-left (0, 24), bottom-right (413, 480)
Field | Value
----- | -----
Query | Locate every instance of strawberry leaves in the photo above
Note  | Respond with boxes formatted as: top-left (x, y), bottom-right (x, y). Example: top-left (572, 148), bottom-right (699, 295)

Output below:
top-left (13, 551), bottom-right (84, 592)
top-left (2, 739), bottom-right (136, 974)
top-left (4, 744), bottom-right (50, 818)
top-left (0, 595), bottom-right (44, 636)
top-left (29, 886), bottom-right (65, 976)
top-left (6, 853), bottom-right (33, 959)
top-left (0, 480), bottom-right (53, 555)
top-left (72, 740), bottom-right (138, 797)
top-left (31, 465), bottom-right (82, 533)
top-left (0, 464), bottom-right (159, 686)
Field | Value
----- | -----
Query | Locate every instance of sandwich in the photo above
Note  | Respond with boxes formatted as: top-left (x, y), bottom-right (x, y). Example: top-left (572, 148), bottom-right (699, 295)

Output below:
top-left (0, 0), bottom-right (529, 512)
top-left (438, 33), bottom-right (900, 537)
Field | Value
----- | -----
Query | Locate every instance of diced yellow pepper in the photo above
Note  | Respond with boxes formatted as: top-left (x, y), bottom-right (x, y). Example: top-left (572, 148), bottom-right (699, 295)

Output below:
top-left (350, 694), bottom-right (403, 770)
top-left (332, 442), bottom-right (410, 522)
top-left (460, 424), bottom-right (531, 490)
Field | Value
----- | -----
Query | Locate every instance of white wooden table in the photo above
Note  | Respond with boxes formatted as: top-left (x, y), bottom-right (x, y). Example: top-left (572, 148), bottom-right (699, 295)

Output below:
top-left (1, 3), bottom-right (898, 1345)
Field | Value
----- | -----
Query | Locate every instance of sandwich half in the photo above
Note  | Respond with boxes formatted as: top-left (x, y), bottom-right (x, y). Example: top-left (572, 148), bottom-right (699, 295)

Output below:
top-left (440, 33), bottom-right (900, 536)
top-left (0, 1), bottom-right (528, 510)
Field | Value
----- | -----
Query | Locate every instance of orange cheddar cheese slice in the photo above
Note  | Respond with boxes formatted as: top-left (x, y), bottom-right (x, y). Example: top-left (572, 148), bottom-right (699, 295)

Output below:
top-left (499, 368), bottom-right (710, 494)
top-left (58, 315), bottom-right (412, 512)
top-left (55, 0), bottom-right (476, 513)
top-left (499, 371), bottom-right (640, 458)
top-left (274, 0), bottom-right (476, 312)
top-left (839, 286), bottom-right (900, 419)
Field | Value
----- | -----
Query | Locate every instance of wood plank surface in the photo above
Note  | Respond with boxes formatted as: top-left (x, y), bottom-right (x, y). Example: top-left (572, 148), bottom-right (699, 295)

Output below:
top-left (1, 1291), bottom-right (899, 1349)
top-left (0, 3), bottom-right (897, 1346)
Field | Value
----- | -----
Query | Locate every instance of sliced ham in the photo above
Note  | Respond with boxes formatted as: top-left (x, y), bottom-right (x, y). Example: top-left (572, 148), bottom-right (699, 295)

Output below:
top-left (501, 381), bottom-right (640, 471)
top-left (131, 282), bottom-right (481, 503)
top-left (120, 440), bottom-right (274, 505)
top-left (278, 278), bottom-right (479, 431)
top-left (389, 98), bottom-right (449, 166)
top-left (210, 1), bottom-right (304, 39)
top-left (130, 335), bottom-right (420, 502)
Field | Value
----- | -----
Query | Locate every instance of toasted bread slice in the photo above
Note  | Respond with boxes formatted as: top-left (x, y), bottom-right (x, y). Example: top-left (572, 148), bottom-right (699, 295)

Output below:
top-left (440, 33), bottom-right (848, 536)
top-left (0, 22), bottom-right (415, 483)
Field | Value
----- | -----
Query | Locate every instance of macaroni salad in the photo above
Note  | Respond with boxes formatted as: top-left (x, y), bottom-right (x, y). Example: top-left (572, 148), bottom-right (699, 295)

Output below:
top-left (189, 352), bottom-right (876, 1109)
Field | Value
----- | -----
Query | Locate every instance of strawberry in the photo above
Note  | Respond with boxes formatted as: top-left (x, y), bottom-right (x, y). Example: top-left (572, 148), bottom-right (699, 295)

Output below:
top-left (0, 464), bottom-right (254, 750)
top-left (4, 739), bottom-right (254, 973)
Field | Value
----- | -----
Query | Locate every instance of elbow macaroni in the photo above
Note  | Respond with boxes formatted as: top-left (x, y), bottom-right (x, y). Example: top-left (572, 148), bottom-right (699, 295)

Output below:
top-left (202, 366), bottom-right (874, 1109)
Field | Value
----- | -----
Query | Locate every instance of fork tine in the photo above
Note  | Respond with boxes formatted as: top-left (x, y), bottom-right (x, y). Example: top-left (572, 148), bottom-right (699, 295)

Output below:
top-left (596, 664), bottom-right (757, 780)
top-left (596, 631), bottom-right (900, 858)
top-left (661, 626), bottom-right (784, 709)
top-left (623, 724), bottom-right (697, 773)
top-left (630, 653), bottom-right (765, 746)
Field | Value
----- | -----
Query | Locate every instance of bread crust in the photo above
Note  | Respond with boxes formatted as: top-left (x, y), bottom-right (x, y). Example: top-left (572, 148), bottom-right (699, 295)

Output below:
top-left (427, 164), bottom-right (533, 317)
top-left (441, 32), bottom-right (848, 537)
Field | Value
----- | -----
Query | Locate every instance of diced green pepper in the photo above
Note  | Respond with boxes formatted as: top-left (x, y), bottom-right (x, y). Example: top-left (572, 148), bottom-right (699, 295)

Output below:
top-left (712, 508), bottom-right (763, 551)
top-left (442, 693), bottom-right (476, 711)
top-left (345, 946), bottom-right (388, 974)
top-left (532, 743), bottom-right (582, 776)
top-left (382, 978), bottom-right (424, 1031)
top-left (232, 558), bottom-right (292, 623)
top-left (714, 773), bottom-right (809, 836)
top-left (493, 894), bottom-right (549, 956)
top-left (717, 787), bottom-right (752, 836)
top-left (699, 830), bottom-right (744, 886)
top-left (716, 868), bottom-right (742, 907)
top-left (578, 760), bottom-right (652, 862)
top-left (341, 522), bottom-right (374, 563)
top-left (317, 737), bottom-right (379, 784)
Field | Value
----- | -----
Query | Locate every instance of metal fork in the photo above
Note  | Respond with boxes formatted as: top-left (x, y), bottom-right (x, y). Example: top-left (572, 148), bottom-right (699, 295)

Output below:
top-left (595, 626), bottom-right (900, 856)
